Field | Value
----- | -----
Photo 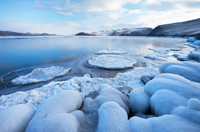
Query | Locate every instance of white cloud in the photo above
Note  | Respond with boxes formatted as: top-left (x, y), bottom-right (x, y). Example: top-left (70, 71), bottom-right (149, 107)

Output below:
top-left (56, 11), bottom-right (73, 16)
top-left (127, 9), bottom-right (141, 15)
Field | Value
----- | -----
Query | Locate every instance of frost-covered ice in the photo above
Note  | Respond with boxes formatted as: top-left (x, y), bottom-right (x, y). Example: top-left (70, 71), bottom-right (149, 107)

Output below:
top-left (144, 54), bottom-right (168, 61)
top-left (95, 48), bottom-right (127, 55)
top-left (159, 62), bottom-right (200, 82)
top-left (0, 63), bottom-right (159, 110)
top-left (173, 53), bottom-right (188, 61)
top-left (11, 66), bottom-right (71, 85)
top-left (88, 55), bottom-right (137, 69)
top-left (148, 48), bottom-right (170, 54)
top-left (0, 104), bottom-right (35, 132)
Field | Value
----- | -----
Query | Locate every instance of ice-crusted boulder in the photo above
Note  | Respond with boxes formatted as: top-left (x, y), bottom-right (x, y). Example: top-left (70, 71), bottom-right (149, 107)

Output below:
top-left (11, 66), bottom-right (71, 85)
top-left (97, 102), bottom-right (131, 132)
top-left (26, 90), bottom-right (84, 132)
top-left (159, 62), bottom-right (200, 83)
top-left (82, 84), bottom-right (129, 114)
top-left (150, 89), bottom-right (188, 116)
top-left (188, 52), bottom-right (200, 61)
top-left (129, 90), bottom-right (150, 114)
top-left (95, 48), bottom-right (127, 55)
top-left (88, 55), bottom-right (137, 69)
top-left (187, 98), bottom-right (200, 111)
top-left (144, 73), bottom-right (200, 99)
top-left (130, 114), bottom-right (200, 132)
top-left (0, 104), bottom-right (35, 132)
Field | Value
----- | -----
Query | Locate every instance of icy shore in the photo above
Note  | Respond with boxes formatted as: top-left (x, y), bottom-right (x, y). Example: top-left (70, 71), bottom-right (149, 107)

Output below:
top-left (0, 38), bottom-right (200, 132)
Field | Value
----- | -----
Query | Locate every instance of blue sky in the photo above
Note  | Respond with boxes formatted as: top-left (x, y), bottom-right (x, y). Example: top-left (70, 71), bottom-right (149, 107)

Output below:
top-left (0, 0), bottom-right (200, 35)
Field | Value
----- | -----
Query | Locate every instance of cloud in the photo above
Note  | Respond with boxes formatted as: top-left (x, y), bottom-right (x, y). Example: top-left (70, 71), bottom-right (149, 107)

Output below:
top-left (127, 9), bottom-right (141, 15)
top-left (56, 11), bottom-right (73, 16)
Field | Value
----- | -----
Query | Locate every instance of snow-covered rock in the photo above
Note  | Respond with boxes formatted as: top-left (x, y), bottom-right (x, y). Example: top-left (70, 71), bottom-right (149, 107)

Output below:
top-left (11, 66), bottom-right (71, 85)
top-left (144, 73), bottom-right (200, 99)
top-left (150, 89), bottom-right (188, 116)
top-left (88, 55), bottom-right (137, 69)
top-left (187, 37), bottom-right (196, 42)
top-left (95, 48), bottom-right (127, 55)
top-left (141, 75), bottom-right (155, 84)
top-left (188, 52), bottom-right (200, 61)
top-left (95, 84), bottom-right (129, 113)
top-left (148, 48), bottom-right (169, 54)
top-left (0, 104), bottom-right (35, 132)
top-left (26, 90), bottom-right (84, 132)
top-left (173, 53), bottom-right (188, 61)
top-left (129, 90), bottom-right (150, 114)
top-left (187, 98), bottom-right (200, 111)
top-left (130, 114), bottom-right (200, 132)
top-left (97, 102), bottom-right (130, 132)
top-left (192, 40), bottom-right (200, 45)
top-left (159, 62), bottom-right (200, 82)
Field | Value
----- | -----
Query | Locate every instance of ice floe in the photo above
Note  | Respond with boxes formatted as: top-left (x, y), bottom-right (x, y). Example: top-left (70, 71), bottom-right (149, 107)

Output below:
top-left (148, 48), bottom-right (170, 54)
top-left (173, 53), bottom-right (188, 61)
top-left (95, 48), bottom-right (127, 55)
top-left (88, 55), bottom-right (137, 69)
top-left (11, 66), bottom-right (71, 85)
top-left (144, 54), bottom-right (168, 61)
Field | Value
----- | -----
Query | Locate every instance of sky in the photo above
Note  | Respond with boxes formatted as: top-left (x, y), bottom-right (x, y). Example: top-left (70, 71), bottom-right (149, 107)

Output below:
top-left (0, 0), bottom-right (200, 35)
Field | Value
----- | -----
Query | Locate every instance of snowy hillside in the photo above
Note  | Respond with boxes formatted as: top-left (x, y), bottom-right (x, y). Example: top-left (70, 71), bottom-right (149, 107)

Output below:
top-left (148, 18), bottom-right (200, 37)
top-left (75, 28), bottom-right (153, 36)
top-left (0, 31), bottom-right (57, 36)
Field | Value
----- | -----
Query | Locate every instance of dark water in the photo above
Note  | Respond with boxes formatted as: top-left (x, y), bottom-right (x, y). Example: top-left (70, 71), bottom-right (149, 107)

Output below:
top-left (0, 36), bottom-right (190, 95)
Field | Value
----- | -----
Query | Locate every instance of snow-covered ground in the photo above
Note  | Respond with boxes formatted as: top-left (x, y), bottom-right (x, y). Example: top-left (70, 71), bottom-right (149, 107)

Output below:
top-left (95, 48), bottom-right (127, 55)
top-left (0, 37), bottom-right (200, 132)
top-left (11, 66), bottom-right (71, 85)
top-left (88, 55), bottom-right (137, 69)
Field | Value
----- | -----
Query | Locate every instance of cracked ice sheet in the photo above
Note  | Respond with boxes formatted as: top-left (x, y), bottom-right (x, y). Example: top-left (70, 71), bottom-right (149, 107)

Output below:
top-left (0, 62), bottom-right (159, 110)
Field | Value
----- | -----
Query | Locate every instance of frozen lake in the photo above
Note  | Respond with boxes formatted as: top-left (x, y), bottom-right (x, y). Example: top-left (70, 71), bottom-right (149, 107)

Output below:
top-left (0, 36), bottom-right (192, 95)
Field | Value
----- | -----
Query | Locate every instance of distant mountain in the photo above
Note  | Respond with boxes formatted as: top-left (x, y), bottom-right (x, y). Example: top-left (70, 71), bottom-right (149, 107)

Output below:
top-left (148, 18), bottom-right (200, 37)
top-left (75, 27), bottom-right (153, 36)
top-left (0, 31), bottom-right (57, 36)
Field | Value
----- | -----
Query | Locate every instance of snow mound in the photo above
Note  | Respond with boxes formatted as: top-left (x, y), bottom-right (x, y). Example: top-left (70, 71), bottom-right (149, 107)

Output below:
top-left (97, 102), bottom-right (130, 132)
top-left (88, 55), bottom-right (137, 69)
top-left (188, 52), bottom-right (200, 61)
top-left (95, 84), bottom-right (129, 113)
top-left (187, 98), bottom-right (200, 111)
top-left (26, 90), bottom-right (84, 132)
top-left (144, 73), bottom-right (200, 99)
top-left (159, 62), bottom-right (200, 82)
top-left (129, 90), bottom-right (150, 114)
top-left (150, 89), bottom-right (188, 116)
top-left (95, 48), bottom-right (127, 55)
top-left (148, 48), bottom-right (170, 54)
top-left (11, 66), bottom-right (71, 85)
top-left (144, 54), bottom-right (167, 61)
top-left (0, 104), bottom-right (35, 132)
top-left (130, 114), bottom-right (200, 132)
